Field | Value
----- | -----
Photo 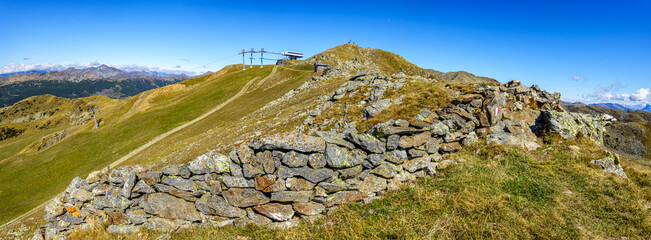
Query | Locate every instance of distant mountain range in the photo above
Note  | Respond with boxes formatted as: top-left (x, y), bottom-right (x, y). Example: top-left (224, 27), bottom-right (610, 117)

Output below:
top-left (587, 102), bottom-right (651, 112)
top-left (0, 65), bottom-right (191, 106)
top-left (0, 64), bottom-right (188, 86)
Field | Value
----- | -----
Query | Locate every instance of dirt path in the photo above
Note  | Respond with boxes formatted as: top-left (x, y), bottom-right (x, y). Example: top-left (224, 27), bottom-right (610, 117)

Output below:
top-left (0, 67), bottom-right (278, 232)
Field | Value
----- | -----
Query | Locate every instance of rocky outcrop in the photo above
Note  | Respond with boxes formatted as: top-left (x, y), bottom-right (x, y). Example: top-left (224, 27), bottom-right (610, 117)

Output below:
top-left (591, 152), bottom-right (628, 179)
top-left (541, 110), bottom-right (616, 145)
top-left (37, 76), bottom-right (620, 239)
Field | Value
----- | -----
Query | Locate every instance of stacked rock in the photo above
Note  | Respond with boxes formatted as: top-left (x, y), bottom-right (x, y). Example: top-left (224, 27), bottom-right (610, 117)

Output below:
top-left (37, 80), bottom-right (616, 239)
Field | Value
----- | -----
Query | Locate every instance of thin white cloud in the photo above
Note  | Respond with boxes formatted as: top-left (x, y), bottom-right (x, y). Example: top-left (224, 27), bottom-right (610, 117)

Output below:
top-left (589, 87), bottom-right (650, 102)
top-left (0, 62), bottom-right (199, 76)
top-left (571, 74), bottom-right (587, 81)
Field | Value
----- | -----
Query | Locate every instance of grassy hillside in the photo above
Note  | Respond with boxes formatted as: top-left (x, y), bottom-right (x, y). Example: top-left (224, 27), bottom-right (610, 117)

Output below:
top-left (0, 65), bottom-right (278, 225)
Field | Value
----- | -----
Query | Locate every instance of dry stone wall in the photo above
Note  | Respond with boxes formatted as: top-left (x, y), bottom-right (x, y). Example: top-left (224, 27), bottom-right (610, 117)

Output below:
top-left (34, 79), bottom-right (617, 239)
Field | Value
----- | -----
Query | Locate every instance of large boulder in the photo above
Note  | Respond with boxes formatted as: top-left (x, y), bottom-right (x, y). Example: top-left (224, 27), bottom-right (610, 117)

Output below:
top-left (141, 193), bottom-right (201, 222)
top-left (195, 193), bottom-right (246, 218)
top-left (222, 188), bottom-right (270, 208)
top-left (250, 132), bottom-right (326, 153)
top-left (541, 110), bottom-right (613, 145)
top-left (188, 154), bottom-right (231, 174)
top-left (325, 144), bottom-right (367, 168)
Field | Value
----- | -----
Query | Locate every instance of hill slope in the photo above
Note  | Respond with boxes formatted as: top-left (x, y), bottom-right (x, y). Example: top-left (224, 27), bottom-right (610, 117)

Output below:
top-left (0, 44), bottom-right (648, 239)
top-left (0, 65), bottom-right (189, 106)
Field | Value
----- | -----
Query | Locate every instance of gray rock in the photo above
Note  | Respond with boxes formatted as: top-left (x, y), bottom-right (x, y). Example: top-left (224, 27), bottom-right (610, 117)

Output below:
top-left (69, 188), bottom-right (91, 202)
top-left (386, 135), bottom-right (400, 150)
top-left (285, 177), bottom-right (315, 191)
top-left (188, 154), bottom-right (231, 174)
top-left (384, 150), bottom-right (408, 164)
top-left (293, 202), bottom-right (325, 216)
top-left (195, 193), bottom-right (246, 218)
top-left (143, 217), bottom-right (179, 231)
top-left (318, 178), bottom-right (348, 193)
top-left (485, 92), bottom-right (507, 126)
top-left (133, 180), bottom-right (155, 194)
top-left (141, 193), bottom-right (201, 222)
top-left (223, 188), bottom-right (270, 208)
top-left (398, 132), bottom-right (431, 149)
top-left (162, 176), bottom-right (195, 191)
top-left (371, 163), bottom-right (398, 178)
top-left (404, 156), bottom-right (431, 173)
top-left (246, 208), bottom-right (273, 225)
top-left (363, 99), bottom-right (393, 118)
top-left (140, 171), bottom-right (162, 186)
top-left (325, 191), bottom-right (367, 207)
top-left (60, 214), bottom-right (83, 225)
top-left (308, 153), bottom-right (327, 169)
top-left (122, 171), bottom-right (137, 198)
top-left (407, 149), bottom-right (427, 158)
top-left (440, 142), bottom-right (462, 152)
top-left (338, 165), bottom-right (363, 179)
top-left (325, 144), bottom-right (366, 169)
top-left (65, 177), bottom-right (88, 193)
top-left (230, 162), bottom-right (243, 177)
top-left (242, 163), bottom-right (265, 179)
top-left (316, 131), bottom-right (356, 149)
top-left (126, 209), bottom-right (149, 225)
top-left (462, 132), bottom-right (478, 146)
top-left (282, 151), bottom-right (309, 167)
top-left (271, 191), bottom-right (313, 203)
top-left (346, 132), bottom-right (386, 153)
top-left (107, 225), bottom-right (140, 234)
top-left (357, 175), bottom-right (387, 194)
top-left (254, 203), bottom-right (295, 222)
top-left (250, 132), bottom-right (326, 153)
top-left (431, 122), bottom-right (450, 136)
top-left (221, 176), bottom-right (255, 188)
top-left (591, 152), bottom-right (628, 178)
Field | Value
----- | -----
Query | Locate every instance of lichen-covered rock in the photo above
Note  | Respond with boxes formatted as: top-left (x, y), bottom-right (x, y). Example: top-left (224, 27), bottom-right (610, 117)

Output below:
top-left (271, 191), bottom-right (313, 203)
top-left (591, 152), bottom-right (627, 178)
top-left (126, 209), bottom-right (148, 225)
top-left (277, 166), bottom-right (336, 183)
top-left (326, 144), bottom-right (366, 168)
top-left (132, 181), bottom-right (155, 194)
top-left (371, 163), bottom-right (398, 178)
top-left (399, 131), bottom-right (431, 149)
top-left (282, 151), bottom-right (309, 167)
top-left (121, 171), bottom-right (137, 198)
top-left (440, 142), bottom-right (461, 152)
top-left (541, 110), bottom-right (612, 145)
top-left (162, 176), bottom-right (195, 191)
top-left (325, 191), bottom-right (367, 207)
top-left (223, 188), bottom-right (270, 208)
top-left (69, 188), bottom-right (91, 202)
top-left (316, 131), bottom-right (355, 149)
top-left (363, 99), bottom-right (393, 118)
top-left (140, 171), bottom-right (162, 186)
top-left (222, 176), bottom-right (255, 188)
top-left (357, 175), bottom-right (387, 194)
top-left (346, 132), bottom-right (386, 153)
top-left (403, 156), bottom-right (431, 173)
top-left (107, 225), bottom-right (140, 234)
top-left (318, 178), bottom-right (349, 193)
top-left (250, 132), bottom-right (326, 153)
top-left (253, 203), bottom-right (294, 222)
top-left (293, 202), bottom-right (325, 216)
top-left (285, 178), bottom-right (315, 191)
top-left (308, 153), bottom-right (327, 169)
top-left (188, 154), bottom-right (231, 174)
top-left (141, 193), bottom-right (201, 222)
top-left (195, 193), bottom-right (246, 218)
top-left (431, 122), bottom-right (450, 136)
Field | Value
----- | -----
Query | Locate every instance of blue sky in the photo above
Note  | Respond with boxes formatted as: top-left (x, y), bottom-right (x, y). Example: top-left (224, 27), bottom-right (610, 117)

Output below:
top-left (1, 0), bottom-right (649, 105)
